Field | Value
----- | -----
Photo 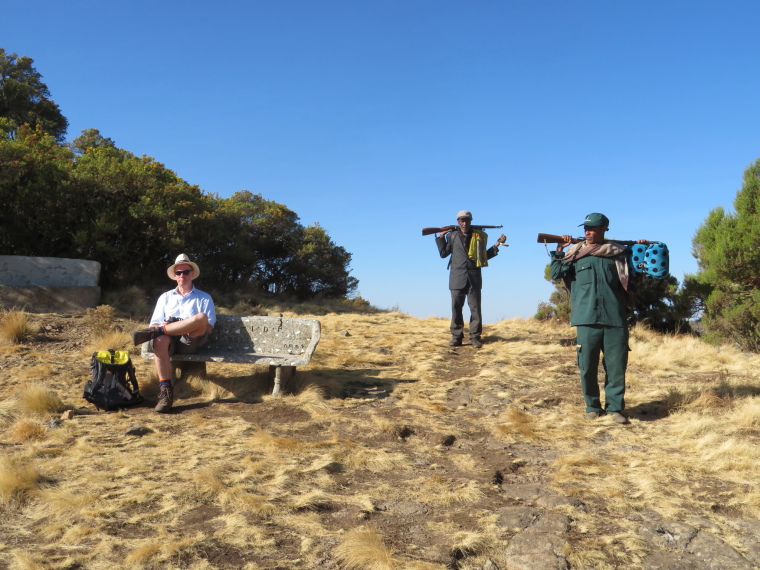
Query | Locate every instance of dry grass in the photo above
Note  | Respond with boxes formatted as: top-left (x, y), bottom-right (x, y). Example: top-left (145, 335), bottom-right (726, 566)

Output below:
top-left (0, 310), bottom-right (759, 568)
top-left (335, 526), bottom-right (396, 569)
top-left (0, 310), bottom-right (36, 344)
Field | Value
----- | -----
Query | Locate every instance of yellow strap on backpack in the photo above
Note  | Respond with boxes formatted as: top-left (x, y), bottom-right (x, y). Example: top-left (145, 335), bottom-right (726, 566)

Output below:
top-left (95, 350), bottom-right (131, 366)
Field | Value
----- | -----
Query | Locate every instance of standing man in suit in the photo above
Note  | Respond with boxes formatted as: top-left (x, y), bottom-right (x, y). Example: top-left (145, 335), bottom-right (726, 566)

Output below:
top-left (436, 210), bottom-right (507, 348)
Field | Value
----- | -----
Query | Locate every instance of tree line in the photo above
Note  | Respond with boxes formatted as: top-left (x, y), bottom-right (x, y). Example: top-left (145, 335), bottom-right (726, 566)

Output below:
top-left (0, 48), bottom-right (357, 299)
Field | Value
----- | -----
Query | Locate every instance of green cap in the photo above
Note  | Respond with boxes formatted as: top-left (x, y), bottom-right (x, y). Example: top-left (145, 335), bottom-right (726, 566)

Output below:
top-left (579, 213), bottom-right (609, 228)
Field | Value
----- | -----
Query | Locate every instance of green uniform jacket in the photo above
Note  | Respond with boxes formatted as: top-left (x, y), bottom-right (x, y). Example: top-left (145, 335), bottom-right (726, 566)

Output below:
top-left (550, 251), bottom-right (627, 327)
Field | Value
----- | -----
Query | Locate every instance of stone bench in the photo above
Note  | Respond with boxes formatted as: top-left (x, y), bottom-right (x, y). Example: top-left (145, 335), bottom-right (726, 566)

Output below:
top-left (140, 315), bottom-right (321, 395)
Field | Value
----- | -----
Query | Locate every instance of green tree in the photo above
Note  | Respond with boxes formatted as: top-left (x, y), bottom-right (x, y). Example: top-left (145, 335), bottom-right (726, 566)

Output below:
top-left (283, 224), bottom-right (359, 299)
top-left (535, 263), bottom-right (570, 323)
top-left (69, 131), bottom-right (211, 289)
top-left (0, 125), bottom-right (77, 255)
top-left (0, 49), bottom-right (68, 142)
top-left (687, 158), bottom-right (760, 350)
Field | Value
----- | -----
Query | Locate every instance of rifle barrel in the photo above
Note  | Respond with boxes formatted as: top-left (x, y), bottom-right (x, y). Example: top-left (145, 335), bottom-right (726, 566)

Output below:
top-left (422, 224), bottom-right (503, 236)
top-left (536, 233), bottom-right (657, 246)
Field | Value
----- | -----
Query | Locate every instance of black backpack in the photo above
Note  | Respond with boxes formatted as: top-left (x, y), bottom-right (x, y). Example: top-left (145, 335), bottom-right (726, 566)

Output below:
top-left (84, 349), bottom-right (144, 410)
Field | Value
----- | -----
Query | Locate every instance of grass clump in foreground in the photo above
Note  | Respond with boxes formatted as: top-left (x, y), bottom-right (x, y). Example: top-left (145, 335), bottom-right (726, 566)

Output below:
top-left (0, 310), bottom-right (36, 344)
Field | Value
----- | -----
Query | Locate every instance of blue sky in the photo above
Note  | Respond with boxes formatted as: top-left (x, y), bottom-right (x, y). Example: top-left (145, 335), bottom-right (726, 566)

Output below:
top-left (5, 1), bottom-right (759, 322)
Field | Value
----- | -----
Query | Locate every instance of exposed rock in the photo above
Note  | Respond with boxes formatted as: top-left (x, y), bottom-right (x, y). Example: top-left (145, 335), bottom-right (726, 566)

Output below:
top-left (375, 500), bottom-right (428, 516)
top-left (60, 410), bottom-right (75, 420)
top-left (497, 506), bottom-right (540, 530)
top-left (531, 513), bottom-right (570, 534)
top-left (639, 520), bottom-right (754, 569)
top-left (641, 551), bottom-right (704, 569)
top-left (639, 520), bottom-right (697, 550)
top-left (505, 529), bottom-right (569, 570)
top-left (500, 483), bottom-right (543, 503)
top-left (535, 494), bottom-right (583, 509)
top-left (125, 423), bottom-right (150, 436)
top-left (686, 530), bottom-right (754, 569)
top-left (685, 516), bottom-right (721, 532)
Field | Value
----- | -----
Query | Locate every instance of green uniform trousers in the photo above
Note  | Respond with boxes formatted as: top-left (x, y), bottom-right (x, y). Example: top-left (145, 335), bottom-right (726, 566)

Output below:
top-left (575, 324), bottom-right (628, 413)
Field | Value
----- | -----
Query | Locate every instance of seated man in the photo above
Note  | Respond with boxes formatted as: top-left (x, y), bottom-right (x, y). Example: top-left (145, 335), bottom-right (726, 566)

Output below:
top-left (132, 254), bottom-right (216, 413)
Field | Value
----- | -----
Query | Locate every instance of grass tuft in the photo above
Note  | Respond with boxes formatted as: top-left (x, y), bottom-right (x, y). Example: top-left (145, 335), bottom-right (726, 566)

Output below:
top-left (0, 456), bottom-right (41, 504)
top-left (9, 420), bottom-right (46, 442)
top-left (16, 382), bottom-right (66, 415)
top-left (335, 526), bottom-right (396, 570)
top-left (0, 310), bottom-right (36, 344)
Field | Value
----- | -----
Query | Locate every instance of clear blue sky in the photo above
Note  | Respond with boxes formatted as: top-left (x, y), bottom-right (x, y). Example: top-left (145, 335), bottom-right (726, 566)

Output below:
top-left (5, 1), bottom-right (759, 321)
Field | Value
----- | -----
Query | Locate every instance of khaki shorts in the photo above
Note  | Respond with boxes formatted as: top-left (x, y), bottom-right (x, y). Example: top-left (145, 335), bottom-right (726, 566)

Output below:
top-left (150, 331), bottom-right (210, 356)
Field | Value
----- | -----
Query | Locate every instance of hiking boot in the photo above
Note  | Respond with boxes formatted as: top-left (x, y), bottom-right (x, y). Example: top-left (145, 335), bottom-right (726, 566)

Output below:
top-left (154, 383), bottom-right (174, 413)
top-left (131, 328), bottom-right (159, 346)
top-left (449, 338), bottom-right (463, 347)
top-left (471, 337), bottom-right (482, 349)
top-left (585, 411), bottom-right (601, 420)
top-left (609, 412), bottom-right (629, 424)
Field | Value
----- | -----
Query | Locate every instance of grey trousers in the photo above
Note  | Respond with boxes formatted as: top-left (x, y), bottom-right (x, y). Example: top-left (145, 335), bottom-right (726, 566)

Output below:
top-left (450, 283), bottom-right (482, 340)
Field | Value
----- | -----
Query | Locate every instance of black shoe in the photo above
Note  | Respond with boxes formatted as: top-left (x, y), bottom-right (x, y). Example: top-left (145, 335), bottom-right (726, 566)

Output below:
top-left (449, 338), bottom-right (463, 347)
top-left (471, 337), bottom-right (482, 349)
top-left (131, 328), bottom-right (159, 346)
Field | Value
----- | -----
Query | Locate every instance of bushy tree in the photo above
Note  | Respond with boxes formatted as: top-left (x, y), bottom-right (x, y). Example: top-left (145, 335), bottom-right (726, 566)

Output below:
top-left (686, 158), bottom-right (760, 350)
top-left (0, 49), bottom-right (68, 142)
top-left (0, 125), bottom-right (77, 255)
top-left (535, 263), bottom-right (570, 323)
top-left (69, 130), bottom-right (212, 289)
top-left (283, 224), bottom-right (359, 299)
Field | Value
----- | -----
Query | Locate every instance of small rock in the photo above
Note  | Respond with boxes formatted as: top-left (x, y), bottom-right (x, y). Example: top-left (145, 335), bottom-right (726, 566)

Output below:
top-left (125, 423), bottom-right (150, 436)
top-left (340, 330), bottom-right (351, 336)
top-left (61, 410), bottom-right (75, 420)
top-left (47, 418), bottom-right (63, 430)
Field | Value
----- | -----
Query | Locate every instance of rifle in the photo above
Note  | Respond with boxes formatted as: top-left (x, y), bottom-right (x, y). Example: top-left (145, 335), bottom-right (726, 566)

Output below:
top-left (537, 233), bottom-right (656, 246)
top-left (422, 225), bottom-right (503, 236)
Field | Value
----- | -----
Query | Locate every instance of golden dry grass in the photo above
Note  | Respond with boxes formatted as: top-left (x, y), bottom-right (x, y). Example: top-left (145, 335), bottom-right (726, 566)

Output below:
top-left (0, 310), bottom-right (759, 568)
top-left (0, 310), bottom-right (36, 344)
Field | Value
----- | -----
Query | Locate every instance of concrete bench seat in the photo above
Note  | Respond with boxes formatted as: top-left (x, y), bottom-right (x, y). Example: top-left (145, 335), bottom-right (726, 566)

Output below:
top-left (140, 315), bottom-right (321, 395)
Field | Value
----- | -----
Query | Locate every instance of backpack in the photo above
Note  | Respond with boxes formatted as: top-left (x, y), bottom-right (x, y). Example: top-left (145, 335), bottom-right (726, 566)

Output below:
top-left (628, 242), bottom-right (670, 279)
top-left (83, 349), bottom-right (144, 411)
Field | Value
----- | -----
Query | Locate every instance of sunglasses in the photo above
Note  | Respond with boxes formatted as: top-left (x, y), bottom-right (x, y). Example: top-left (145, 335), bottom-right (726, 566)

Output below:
top-left (175, 269), bottom-right (193, 276)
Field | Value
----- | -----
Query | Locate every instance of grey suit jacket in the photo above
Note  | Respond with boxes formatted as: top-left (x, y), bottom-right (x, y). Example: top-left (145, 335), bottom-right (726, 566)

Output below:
top-left (436, 231), bottom-right (498, 290)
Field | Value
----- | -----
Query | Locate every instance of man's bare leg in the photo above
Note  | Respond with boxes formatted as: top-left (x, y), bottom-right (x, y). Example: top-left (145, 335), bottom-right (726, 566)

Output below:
top-left (151, 313), bottom-right (211, 413)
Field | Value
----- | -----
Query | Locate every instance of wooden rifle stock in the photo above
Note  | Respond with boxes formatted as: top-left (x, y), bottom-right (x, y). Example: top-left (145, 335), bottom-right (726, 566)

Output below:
top-left (537, 233), bottom-right (583, 244)
top-left (422, 224), bottom-right (503, 236)
top-left (537, 233), bottom-right (655, 246)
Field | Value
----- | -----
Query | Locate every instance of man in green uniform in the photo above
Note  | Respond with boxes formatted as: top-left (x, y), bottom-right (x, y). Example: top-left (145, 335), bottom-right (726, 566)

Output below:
top-left (550, 213), bottom-right (644, 424)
